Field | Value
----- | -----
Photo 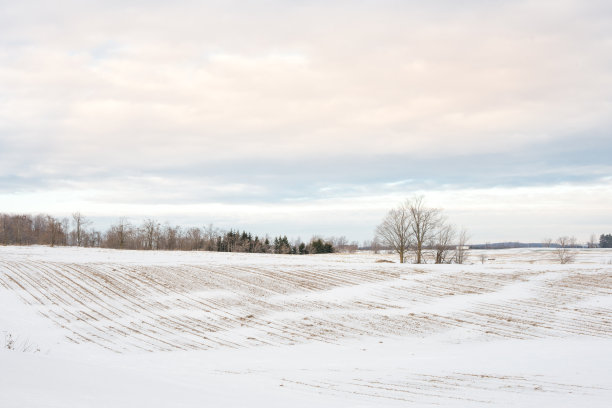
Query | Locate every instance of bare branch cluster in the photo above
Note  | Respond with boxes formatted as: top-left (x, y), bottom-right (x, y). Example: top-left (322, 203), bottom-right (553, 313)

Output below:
top-left (375, 203), bottom-right (412, 263)
top-left (555, 236), bottom-right (577, 264)
top-left (375, 196), bottom-right (469, 264)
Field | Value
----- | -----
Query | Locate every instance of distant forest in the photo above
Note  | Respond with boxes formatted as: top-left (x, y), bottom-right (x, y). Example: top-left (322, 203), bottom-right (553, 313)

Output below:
top-left (2, 212), bottom-right (609, 254)
top-left (0, 212), bottom-right (340, 254)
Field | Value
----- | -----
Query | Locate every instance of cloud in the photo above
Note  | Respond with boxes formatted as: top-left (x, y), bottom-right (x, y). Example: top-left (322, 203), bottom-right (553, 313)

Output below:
top-left (2, 178), bottom-right (610, 243)
top-left (1, 1), bottom-right (612, 241)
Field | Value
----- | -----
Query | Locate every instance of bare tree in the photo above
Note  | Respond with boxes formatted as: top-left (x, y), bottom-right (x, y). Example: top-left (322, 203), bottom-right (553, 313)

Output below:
top-left (587, 233), bottom-right (598, 248)
top-left (542, 238), bottom-right (553, 248)
top-left (61, 218), bottom-right (70, 245)
top-left (0, 214), bottom-right (7, 245)
top-left (334, 236), bottom-right (348, 252)
top-left (432, 222), bottom-right (455, 264)
top-left (377, 197), bottom-right (466, 264)
top-left (91, 230), bottom-right (102, 247)
top-left (14, 215), bottom-right (30, 245)
top-left (47, 216), bottom-right (61, 247)
top-left (186, 227), bottom-right (202, 250)
top-left (454, 228), bottom-right (470, 264)
top-left (141, 218), bottom-right (159, 250)
top-left (371, 236), bottom-right (381, 254)
top-left (376, 202), bottom-right (412, 263)
top-left (106, 217), bottom-right (131, 249)
top-left (203, 223), bottom-right (219, 251)
top-left (164, 224), bottom-right (181, 250)
top-left (72, 212), bottom-right (91, 247)
top-left (32, 214), bottom-right (46, 244)
top-left (555, 236), bottom-right (576, 264)
top-left (407, 196), bottom-right (441, 264)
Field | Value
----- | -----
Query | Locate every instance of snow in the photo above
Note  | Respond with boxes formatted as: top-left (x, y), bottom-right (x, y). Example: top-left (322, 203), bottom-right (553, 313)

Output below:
top-left (1, 245), bottom-right (611, 407)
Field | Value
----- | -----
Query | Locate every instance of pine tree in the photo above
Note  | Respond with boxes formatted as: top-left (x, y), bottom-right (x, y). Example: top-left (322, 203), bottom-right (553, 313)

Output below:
top-left (600, 234), bottom-right (612, 248)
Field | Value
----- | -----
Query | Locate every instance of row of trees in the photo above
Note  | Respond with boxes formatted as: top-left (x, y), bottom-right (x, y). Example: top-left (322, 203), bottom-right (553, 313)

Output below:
top-left (375, 196), bottom-right (469, 264)
top-left (542, 233), bottom-right (612, 249)
top-left (543, 235), bottom-right (606, 264)
top-left (374, 197), bottom-right (611, 265)
top-left (3, 210), bottom-right (608, 260)
top-left (0, 212), bottom-right (336, 254)
top-left (1, 213), bottom-right (72, 247)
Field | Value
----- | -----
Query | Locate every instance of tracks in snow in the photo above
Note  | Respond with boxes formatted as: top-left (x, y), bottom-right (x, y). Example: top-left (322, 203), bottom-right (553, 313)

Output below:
top-left (1, 260), bottom-right (611, 353)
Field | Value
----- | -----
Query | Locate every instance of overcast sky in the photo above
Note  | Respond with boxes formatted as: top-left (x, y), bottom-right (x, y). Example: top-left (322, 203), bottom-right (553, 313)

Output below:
top-left (1, 0), bottom-right (611, 243)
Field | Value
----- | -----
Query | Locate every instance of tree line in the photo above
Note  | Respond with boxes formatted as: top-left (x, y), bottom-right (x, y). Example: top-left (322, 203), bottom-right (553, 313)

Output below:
top-left (0, 212), bottom-right (336, 254)
top-left (541, 233), bottom-right (610, 249)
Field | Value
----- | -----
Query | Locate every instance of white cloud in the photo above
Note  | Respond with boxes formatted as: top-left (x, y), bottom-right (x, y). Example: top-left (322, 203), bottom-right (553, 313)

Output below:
top-left (1, 177), bottom-right (611, 243)
top-left (1, 1), bottom-right (611, 242)
top-left (2, 1), bottom-right (611, 164)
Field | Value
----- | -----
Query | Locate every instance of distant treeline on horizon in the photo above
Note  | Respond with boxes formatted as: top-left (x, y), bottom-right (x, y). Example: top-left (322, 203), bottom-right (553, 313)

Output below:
top-left (469, 242), bottom-right (570, 249)
top-left (470, 238), bottom-right (611, 249)
top-left (1, 212), bottom-right (610, 253)
top-left (0, 212), bottom-right (340, 254)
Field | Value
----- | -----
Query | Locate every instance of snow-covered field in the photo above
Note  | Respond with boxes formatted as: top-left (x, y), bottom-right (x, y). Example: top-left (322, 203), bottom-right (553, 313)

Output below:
top-left (1, 246), bottom-right (611, 407)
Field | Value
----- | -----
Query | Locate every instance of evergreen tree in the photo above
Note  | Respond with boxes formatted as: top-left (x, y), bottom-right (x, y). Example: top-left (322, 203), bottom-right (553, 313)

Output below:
top-left (600, 234), bottom-right (612, 248)
top-left (309, 238), bottom-right (334, 254)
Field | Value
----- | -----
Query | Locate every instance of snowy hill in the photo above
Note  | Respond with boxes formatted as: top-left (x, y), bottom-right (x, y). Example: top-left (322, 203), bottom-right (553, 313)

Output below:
top-left (1, 246), bottom-right (611, 407)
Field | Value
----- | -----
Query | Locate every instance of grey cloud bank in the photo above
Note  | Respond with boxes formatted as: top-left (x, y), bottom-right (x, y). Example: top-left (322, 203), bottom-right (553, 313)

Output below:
top-left (1, 0), bottom-right (611, 242)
